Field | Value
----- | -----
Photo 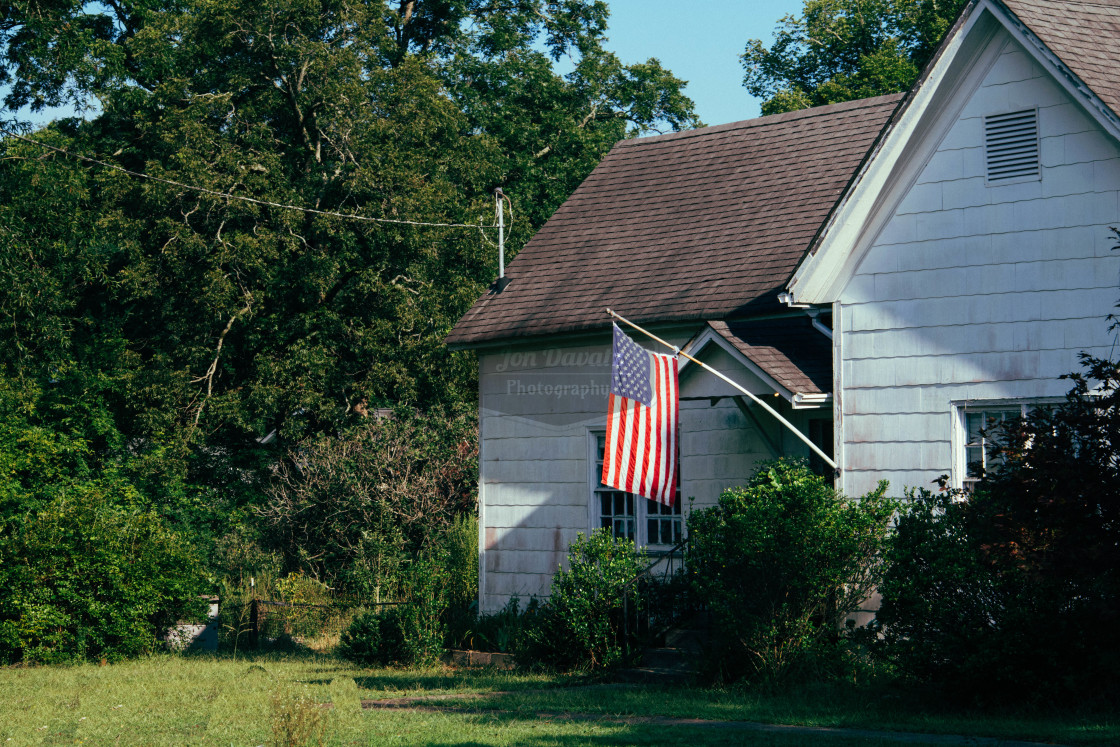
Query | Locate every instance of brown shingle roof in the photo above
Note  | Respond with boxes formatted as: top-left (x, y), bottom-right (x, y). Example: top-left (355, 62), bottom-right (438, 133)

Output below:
top-left (707, 319), bottom-right (831, 396)
top-left (446, 95), bottom-right (902, 348)
top-left (1002, 0), bottom-right (1120, 116)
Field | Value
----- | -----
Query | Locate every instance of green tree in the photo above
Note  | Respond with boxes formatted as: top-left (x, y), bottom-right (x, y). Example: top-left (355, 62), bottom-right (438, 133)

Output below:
top-left (743, 0), bottom-right (966, 114)
top-left (0, 1), bottom-right (698, 554)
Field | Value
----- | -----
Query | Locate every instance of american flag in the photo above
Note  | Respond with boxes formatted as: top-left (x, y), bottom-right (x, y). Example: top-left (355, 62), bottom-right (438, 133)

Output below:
top-left (602, 323), bottom-right (679, 506)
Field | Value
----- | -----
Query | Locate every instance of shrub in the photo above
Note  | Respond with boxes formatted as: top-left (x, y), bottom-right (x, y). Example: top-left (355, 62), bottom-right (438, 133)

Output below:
top-left (521, 529), bottom-right (645, 670)
top-left (873, 486), bottom-right (1035, 702)
top-left (0, 483), bottom-right (208, 664)
top-left (336, 609), bottom-right (385, 666)
top-left (337, 553), bottom-right (449, 666)
top-left (440, 513), bottom-right (479, 648)
top-left (687, 459), bottom-right (895, 685)
top-left (874, 367), bottom-right (1120, 705)
top-left (258, 407), bottom-right (477, 593)
top-left (269, 685), bottom-right (327, 747)
top-left (274, 573), bottom-right (335, 639)
top-left (466, 596), bottom-right (527, 653)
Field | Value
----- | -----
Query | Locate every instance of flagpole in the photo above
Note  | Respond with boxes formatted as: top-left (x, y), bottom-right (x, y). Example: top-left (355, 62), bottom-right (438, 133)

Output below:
top-left (606, 308), bottom-right (838, 471)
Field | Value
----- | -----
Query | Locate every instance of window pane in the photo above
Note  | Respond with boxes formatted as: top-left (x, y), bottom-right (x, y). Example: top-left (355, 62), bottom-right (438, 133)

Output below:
top-left (961, 406), bottom-right (1034, 489)
top-left (644, 497), bottom-right (682, 546)
top-left (598, 488), bottom-right (637, 541)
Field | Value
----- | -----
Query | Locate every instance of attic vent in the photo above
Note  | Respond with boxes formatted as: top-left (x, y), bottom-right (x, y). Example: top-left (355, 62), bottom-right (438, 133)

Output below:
top-left (984, 109), bottom-right (1040, 183)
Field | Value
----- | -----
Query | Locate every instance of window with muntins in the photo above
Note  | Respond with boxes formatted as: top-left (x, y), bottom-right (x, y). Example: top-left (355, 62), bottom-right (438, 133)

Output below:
top-left (592, 431), bottom-right (682, 547)
top-left (962, 406), bottom-right (1023, 489)
top-left (955, 400), bottom-right (1063, 490)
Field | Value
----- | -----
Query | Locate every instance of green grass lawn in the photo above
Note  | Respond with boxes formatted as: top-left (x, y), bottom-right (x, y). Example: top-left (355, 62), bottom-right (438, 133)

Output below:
top-left (0, 653), bottom-right (1114, 745)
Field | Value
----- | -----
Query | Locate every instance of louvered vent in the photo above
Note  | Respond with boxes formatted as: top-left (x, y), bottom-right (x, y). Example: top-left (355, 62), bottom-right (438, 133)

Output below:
top-left (984, 109), bottom-right (1040, 182)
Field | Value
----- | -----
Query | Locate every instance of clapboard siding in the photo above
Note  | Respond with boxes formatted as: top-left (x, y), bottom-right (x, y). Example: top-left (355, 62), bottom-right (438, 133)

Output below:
top-left (477, 332), bottom-right (788, 611)
top-left (839, 33), bottom-right (1120, 497)
top-left (844, 285), bottom-right (1116, 331)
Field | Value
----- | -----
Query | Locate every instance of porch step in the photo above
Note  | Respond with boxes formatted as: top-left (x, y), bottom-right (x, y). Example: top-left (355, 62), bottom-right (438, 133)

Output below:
top-left (612, 663), bottom-right (695, 685)
top-left (614, 624), bottom-right (708, 684)
top-left (641, 646), bottom-right (696, 671)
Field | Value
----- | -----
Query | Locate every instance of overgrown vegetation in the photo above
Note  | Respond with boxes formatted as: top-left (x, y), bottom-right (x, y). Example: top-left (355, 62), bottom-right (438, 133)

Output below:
top-left (0, 486), bottom-right (207, 664)
top-left (687, 459), bottom-right (896, 685)
top-left (258, 408), bottom-right (478, 594)
top-left (874, 345), bottom-right (1120, 706)
top-left (0, 0), bottom-right (698, 663)
top-left (519, 530), bottom-right (646, 671)
top-left (0, 380), bottom-right (208, 663)
top-left (338, 552), bottom-right (450, 667)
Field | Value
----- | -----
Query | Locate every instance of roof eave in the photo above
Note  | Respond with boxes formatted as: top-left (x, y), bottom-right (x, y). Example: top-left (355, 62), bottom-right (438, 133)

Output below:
top-left (680, 321), bottom-right (830, 405)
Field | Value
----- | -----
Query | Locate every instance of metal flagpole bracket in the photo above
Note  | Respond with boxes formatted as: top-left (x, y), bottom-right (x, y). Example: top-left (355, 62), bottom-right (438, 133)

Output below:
top-left (604, 308), bottom-right (837, 470)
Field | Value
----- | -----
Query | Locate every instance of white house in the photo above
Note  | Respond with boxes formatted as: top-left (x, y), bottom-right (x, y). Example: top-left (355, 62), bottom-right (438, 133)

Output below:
top-left (447, 0), bottom-right (1120, 612)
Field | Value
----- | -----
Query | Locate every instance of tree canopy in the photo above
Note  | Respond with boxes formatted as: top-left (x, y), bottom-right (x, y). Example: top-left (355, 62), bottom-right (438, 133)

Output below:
top-left (742, 0), bottom-right (967, 115)
top-left (0, 0), bottom-right (699, 543)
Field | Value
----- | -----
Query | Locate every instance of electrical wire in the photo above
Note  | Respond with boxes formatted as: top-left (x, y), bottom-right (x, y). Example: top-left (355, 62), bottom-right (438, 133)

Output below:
top-left (0, 126), bottom-right (498, 230)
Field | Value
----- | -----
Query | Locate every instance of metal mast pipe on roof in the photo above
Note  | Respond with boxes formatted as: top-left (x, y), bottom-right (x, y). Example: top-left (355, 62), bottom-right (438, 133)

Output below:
top-left (496, 188), bottom-right (505, 279)
top-left (605, 308), bottom-right (837, 471)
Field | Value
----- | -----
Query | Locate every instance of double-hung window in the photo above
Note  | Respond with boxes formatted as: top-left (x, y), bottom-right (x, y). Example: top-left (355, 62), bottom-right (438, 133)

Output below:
top-left (954, 401), bottom-right (1057, 490)
top-left (591, 431), bottom-right (682, 548)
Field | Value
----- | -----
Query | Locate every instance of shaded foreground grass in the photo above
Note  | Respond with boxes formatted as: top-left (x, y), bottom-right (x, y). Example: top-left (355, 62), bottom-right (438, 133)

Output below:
top-left (0, 653), bottom-right (1114, 745)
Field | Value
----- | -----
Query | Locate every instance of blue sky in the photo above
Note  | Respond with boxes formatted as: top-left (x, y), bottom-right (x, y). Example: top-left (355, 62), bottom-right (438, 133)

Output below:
top-left (604, 0), bottom-right (803, 127)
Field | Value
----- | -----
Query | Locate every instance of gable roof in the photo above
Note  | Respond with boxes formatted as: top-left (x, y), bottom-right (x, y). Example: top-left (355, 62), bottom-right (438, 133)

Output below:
top-left (446, 94), bottom-right (902, 349)
top-left (707, 319), bottom-right (832, 397)
top-left (1002, 0), bottom-right (1120, 116)
top-left (787, 0), bottom-right (1120, 304)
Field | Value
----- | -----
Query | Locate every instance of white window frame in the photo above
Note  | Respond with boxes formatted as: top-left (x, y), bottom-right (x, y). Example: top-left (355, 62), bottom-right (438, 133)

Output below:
top-left (587, 429), bottom-right (683, 551)
top-left (951, 398), bottom-right (1061, 490)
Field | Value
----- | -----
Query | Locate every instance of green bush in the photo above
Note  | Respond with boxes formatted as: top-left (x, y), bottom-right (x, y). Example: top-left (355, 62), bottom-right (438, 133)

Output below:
top-left (337, 553), bottom-right (448, 666)
top-left (0, 483), bottom-right (208, 664)
top-left (687, 459), bottom-right (895, 685)
top-left (336, 608), bottom-right (386, 666)
top-left (467, 596), bottom-right (527, 653)
top-left (440, 513), bottom-right (479, 648)
top-left (874, 341), bottom-right (1120, 706)
top-left (274, 573), bottom-right (334, 639)
top-left (522, 529), bottom-right (645, 671)
top-left (875, 480), bottom-right (1120, 705)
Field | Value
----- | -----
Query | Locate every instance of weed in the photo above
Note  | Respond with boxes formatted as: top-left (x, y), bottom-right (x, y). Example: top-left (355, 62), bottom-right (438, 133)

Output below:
top-left (268, 685), bottom-right (327, 747)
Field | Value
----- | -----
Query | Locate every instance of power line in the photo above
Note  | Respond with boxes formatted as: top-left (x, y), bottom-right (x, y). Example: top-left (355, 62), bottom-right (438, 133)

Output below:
top-left (0, 127), bottom-right (497, 230)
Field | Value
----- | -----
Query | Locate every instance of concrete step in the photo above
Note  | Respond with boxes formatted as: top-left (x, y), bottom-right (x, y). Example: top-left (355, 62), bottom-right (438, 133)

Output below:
top-left (611, 665), bottom-right (696, 685)
top-left (663, 627), bottom-right (706, 654)
top-left (640, 646), bottom-right (695, 671)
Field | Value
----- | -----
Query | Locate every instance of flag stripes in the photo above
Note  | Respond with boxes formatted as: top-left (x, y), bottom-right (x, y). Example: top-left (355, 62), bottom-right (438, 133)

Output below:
top-left (602, 345), bottom-right (678, 506)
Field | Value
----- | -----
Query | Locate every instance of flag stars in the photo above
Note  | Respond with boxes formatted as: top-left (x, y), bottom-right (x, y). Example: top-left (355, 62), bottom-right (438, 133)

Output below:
top-left (610, 324), bottom-right (654, 406)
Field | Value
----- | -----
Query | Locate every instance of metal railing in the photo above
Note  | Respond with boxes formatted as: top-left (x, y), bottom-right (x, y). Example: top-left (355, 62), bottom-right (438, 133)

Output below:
top-left (619, 537), bottom-right (692, 660)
